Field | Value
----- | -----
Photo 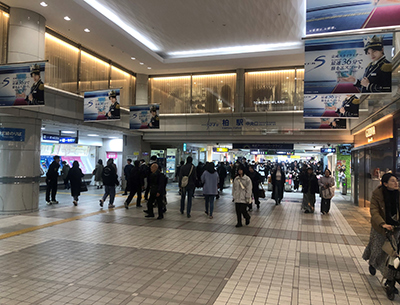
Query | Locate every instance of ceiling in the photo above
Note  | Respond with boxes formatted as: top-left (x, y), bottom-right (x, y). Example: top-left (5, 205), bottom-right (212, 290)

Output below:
top-left (3, 0), bottom-right (306, 74)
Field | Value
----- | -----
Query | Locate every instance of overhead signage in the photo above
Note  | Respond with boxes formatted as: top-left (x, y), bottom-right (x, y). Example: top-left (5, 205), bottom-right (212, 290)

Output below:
top-left (43, 134), bottom-right (60, 141)
top-left (365, 126), bottom-right (376, 138)
top-left (320, 148), bottom-right (336, 153)
top-left (304, 118), bottom-right (347, 129)
top-left (0, 128), bottom-right (25, 142)
top-left (233, 143), bottom-right (294, 150)
top-left (306, 1), bottom-right (400, 35)
top-left (213, 147), bottom-right (229, 153)
top-left (338, 144), bottom-right (352, 155)
top-left (129, 104), bottom-right (159, 129)
top-left (354, 116), bottom-right (393, 147)
top-left (0, 61), bottom-right (46, 106)
top-left (84, 89), bottom-right (121, 121)
top-left (59, 137), bottom-right (77, 144)
top-left (304, 94), bottom-right (360, 118)
top-left (305, 33), bottom-right (393, 95)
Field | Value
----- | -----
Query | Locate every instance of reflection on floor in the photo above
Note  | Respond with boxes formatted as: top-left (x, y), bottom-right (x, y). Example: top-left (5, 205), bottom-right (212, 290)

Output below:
top-left (0, 183), bottom-right (393, 305)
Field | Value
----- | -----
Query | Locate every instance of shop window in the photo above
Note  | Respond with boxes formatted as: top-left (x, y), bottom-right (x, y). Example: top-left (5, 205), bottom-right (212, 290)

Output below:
top-left (79, 51), bottom-right (109, 93)
top-left (110, 66), bottom-right (135, 106)
top-left (44, 33), bottom-right (79, 93)
top-left (244, 68), bottom-right (304, 112)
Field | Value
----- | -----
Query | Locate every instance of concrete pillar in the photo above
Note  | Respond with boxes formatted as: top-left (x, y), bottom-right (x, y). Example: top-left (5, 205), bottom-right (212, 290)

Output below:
top-left (8, 8), bottom-right (46, 63)
top-left (0, 116), bottom-right (42, 214)
top-left (236, 68), bottom-right (245, 112)
top-left (136, 74), bottom-right (149, 105)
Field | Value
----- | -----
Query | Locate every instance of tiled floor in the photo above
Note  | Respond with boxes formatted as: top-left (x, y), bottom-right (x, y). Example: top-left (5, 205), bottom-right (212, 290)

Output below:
top-left (0, 184), bottom-right (397, 304)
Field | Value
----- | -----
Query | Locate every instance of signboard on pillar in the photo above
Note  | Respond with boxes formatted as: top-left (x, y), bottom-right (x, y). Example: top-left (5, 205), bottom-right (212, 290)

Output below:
top-left (84, 89), bottom-right (121, 121)
top-left (0, 61), bottom-right (46, 106)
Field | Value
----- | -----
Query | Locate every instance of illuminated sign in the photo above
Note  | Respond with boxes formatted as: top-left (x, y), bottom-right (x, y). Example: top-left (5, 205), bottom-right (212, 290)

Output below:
top-left (320, 148), bottom-right (336, 153)
top-left (365, 126), bottom-right (376, 138)
top-left (213, 147), bottom-right (229, 153)
top-left (59, 137), bottom-right (77, 144)
top-left (43, 134), bottom-right (60, 141)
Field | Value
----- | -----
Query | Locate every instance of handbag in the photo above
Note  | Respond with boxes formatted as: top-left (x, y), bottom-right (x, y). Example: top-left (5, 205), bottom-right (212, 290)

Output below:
top-left (181, 165), bottom-right (193, 188)
top-left (321, 186), bottom-right (335, 199)
top-left (80, 181), bottom-right (88, 192)
top-left (258, 184), bottom-right (266, 198)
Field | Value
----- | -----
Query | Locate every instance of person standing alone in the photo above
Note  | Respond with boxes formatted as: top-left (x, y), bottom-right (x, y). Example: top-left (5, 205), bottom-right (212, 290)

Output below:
top-left (46, 155), bottom-right (60, 205)
top-left (232, 165), bottom-right (252, 227)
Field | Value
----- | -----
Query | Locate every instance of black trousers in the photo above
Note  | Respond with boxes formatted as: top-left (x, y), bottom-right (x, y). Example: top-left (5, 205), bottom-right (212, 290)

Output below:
top-left (249, 189), bottom-right (260, 209)
top-left (144, 184), bottom-right (150, 200)
top-left (321, 198), bottom-right (331, 213)
top-left (235, 202), bottom-right (250, 226)
top-left (147, 193), bottom-right (163, 218)
top-left (46, 179), bottom-right (58, 202)
top-left (126, 188), bottom-right (142, 206)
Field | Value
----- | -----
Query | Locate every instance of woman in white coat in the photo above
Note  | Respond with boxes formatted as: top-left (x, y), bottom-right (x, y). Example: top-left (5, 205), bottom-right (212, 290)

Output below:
top-left (232, 164), bottom-right (252, 227)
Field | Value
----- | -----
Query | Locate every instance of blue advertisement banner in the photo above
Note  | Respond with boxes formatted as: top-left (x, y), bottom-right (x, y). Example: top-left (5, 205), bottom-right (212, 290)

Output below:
top-left (306, 1), bottom-right (400, 35)
top-left (0, 62), bottom-right (45, 106)
top-left (304, 94), bottom-right (361, 118)
top-left (43, 134), bottom-right (59, 141)
top-left (305, 33), bottom-right (393, 94)
top-left (84, 89), bottom-right (121, 121)
top-left (304, 118), bottom-right (347, 129)
top-left (0, 128), bottom-right (25, 141)
top-left (129, 105), bottom-right (159, 129)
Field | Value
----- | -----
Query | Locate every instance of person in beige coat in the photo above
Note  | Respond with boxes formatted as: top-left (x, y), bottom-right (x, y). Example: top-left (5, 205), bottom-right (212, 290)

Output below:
top-left (232, 164), bottom-right (252, 227)
top-left (363, 173), bottom-right (400, 300)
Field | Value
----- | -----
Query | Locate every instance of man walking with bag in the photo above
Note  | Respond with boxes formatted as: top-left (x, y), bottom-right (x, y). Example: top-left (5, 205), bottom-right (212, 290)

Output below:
top-left (179, 156), bottom-right (197, 218)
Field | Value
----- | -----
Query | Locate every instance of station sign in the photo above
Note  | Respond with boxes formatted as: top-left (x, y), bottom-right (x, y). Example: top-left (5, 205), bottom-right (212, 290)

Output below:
top-left (43, 134), bottom-right (59, 141)
top-left (320, 148), bottom-right (336, 153)
top-left (59, 137), bottom-right (78, 144)
top-left (213, 147), bottom-right (229, 153)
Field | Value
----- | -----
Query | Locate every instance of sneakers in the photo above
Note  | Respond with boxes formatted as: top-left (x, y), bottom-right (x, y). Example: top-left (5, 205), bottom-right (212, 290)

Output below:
top-left (46, 201), bottom-right (52, 205)
top-left (209, 215), bottom-right (213, 219)
top-left (73, 200), bottom-right (78, 206)
top-left (99, 199), bottom-right (104, 207)
top-left (124, 202), bottom-right (129, 209)
top-left (51, 201), bottom-right (59, 204)
top-left (108, 204), bottom-right (115, 208)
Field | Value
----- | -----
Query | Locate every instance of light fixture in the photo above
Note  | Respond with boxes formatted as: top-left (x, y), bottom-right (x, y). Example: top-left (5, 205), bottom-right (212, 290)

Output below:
top-left (62, 131), bottom-right (75, 134)
top-left (139, 62), bottom-right (144, 65)
top-left (84, 28), bottom-right (90, 33)
top-left (130, 57), bottom-right (135, 60)
top-left (147, 67), bottom-right (151, 69)
top-left (87, 134), bottom-right (99, 137)
top-left (83, 0), bottom-right (159, 51)
top-left (40, 2), bottom-right (48, 7)
top-left (108, 136), bottom-right (118, 139)
top-left (41, 127), bottom-right (45, 130)
top-left (64, 16), bottom-right (71, 21)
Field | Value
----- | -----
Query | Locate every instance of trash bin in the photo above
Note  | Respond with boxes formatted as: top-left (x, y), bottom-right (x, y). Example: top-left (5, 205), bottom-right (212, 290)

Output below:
top-left (341, 178), bottom-right (347, 195)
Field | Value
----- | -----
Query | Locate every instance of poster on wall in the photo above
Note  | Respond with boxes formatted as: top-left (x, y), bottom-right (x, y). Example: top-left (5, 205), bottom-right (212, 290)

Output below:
top-left (304, 118), bottom-right (347, 129)
top-left (306, 0), bottom-right (400, 35)
top-left (0, 61), bottom-right (46, 106)
top-left (84, 89), bottom-right (121, 121)
top-left (304, 33), bottom-right (393, 94)
top-left (129, 104), bottom-right (159, 129)
top-left (304, 94), bottom-right (361, 117)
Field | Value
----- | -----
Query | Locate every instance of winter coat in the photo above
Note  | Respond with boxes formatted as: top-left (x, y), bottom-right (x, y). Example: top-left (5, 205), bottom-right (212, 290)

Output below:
top-left (61, 164), bottom-right (70, 180)
top-left (102, 165), bottom-right (118, 186)
top-left (248, 170), bottom-right (262, 191)
top-left (179, 163), bottom-right (197, 189)
top-left (127, 165), bottom-right (144, 191)
top-left (46, 161), bottom-right (60, 181)
top-left (232, 174), bottom-right (252, 203)
top-left (302, 173), bottom-right (319, 194)
top-left (67, 166), bottom-right (84, 197)
top-left (148, 170), bottom-right (165, 195)
top-left (201, 171), bottom-right (219, 195)
top-left (370, 187), bottom-right (400, 236)
top-left (94, 164), bottom-right (103, 182)
top-left (271, 169), bottom-right (285, 199)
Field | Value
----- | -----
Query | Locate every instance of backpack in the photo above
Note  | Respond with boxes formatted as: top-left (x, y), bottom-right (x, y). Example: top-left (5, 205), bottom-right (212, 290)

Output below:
top-left (181, 165), bottom-right (193, 188)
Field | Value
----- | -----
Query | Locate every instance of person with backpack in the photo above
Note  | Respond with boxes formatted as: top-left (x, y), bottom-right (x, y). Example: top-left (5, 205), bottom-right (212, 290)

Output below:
top-left (99, 158), bottom-right (119, 208)
top-left (179, 156), bottom-right (197, 218)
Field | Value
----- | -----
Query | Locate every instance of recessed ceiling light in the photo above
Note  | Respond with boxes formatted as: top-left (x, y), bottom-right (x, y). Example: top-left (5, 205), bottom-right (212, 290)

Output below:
top-left (40, 2), bottom-right (48, 7)
top-left (87, 134), bottom-right (99, 137)
top-left (41, 127), bottom-right (45, 130)
top-left (84, 28), bottom-right (90, 33)
top-left (62, 131), bottom-right (75, 134)
top-left (130, 57), bottom-right (136, 60)
top-left (64, 16), bottom-right (71, 21)
top-left (139, 62), bottom-right (144, 65)
top-left (147, 67), bottom-right (151, 69)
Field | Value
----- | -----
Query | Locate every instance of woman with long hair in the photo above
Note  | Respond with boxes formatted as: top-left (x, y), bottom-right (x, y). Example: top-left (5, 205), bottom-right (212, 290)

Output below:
top-left (67, 161), bottom-right (84, 206)
top-left (271, 164), bottom-right (285, 205)
top-left (201, 162), bottom-right (219, 219)
top-left (232, 164), bottom-right (252, 227)
top-left (319, 169), bottom-right (335, 214)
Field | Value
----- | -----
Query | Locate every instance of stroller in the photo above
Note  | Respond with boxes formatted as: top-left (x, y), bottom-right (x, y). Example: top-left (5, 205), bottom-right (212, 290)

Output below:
top-left (382, 228), bottom-right (400, 300)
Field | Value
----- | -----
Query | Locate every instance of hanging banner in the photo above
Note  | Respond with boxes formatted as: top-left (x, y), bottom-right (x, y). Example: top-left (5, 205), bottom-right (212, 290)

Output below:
top-left (84, 89), bottom-right (121, 121)
top-left (0, 61), bottom-right (45, 106)
top-left (129, 104), bottom-right (160, 129)
top-left (304, 94), bottom-right (361, 118)
top-left (305, 33), bottom-right (393, 94)
top-left (304, 118), bottom-right (347, 129)
top-left (307, 1), bottom-right (400, 35)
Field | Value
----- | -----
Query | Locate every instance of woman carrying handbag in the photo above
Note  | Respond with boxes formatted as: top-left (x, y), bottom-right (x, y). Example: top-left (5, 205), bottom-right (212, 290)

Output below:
top-left (319, 169), bottom-right (335, 214)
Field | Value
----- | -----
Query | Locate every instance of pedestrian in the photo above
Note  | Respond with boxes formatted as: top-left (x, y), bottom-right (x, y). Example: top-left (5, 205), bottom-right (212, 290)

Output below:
top-left (319, 169), bottom-right (335, 214)
top-left (179, 156), bottom-right (197, 218)
top-left (99, 158), bottom-right (119, 209)
top-left (67, 161), bottom-right (84, 206)
top-left (362, 173), bottom-right (400, 300)
top-left (144, 155), bottom-right (157, 201)
top-left (122, 159), bottom-right (134, 195)
top-left (271, 164), bottom-right (285, 205)
top-left (45, 155), bottom-right (60, 205)
top-left (144, 163), bottom-right (165, 219)
top-left (217, 162), bottom-right (227, 193)
top-left (302, 167), bottom-right (319, 213)
top-left (93, 159), bottom-right (104, 189)
top-left (248, 165), bottom-right (262, 210)
top-left (61, 161), bottom-right (70, 190)
top-left (201, 162), bottom-right (219, 219)
top-left (232, 164), bottom-right (252, 227)
top-left (124, 160), bottom-right (144, 209)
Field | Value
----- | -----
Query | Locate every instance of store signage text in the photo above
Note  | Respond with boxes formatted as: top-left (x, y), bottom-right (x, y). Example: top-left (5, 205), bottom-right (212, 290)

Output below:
top-left (0, 128), bottom-right (25, 142)
top-left (365, 126), bottom-right (376, 138)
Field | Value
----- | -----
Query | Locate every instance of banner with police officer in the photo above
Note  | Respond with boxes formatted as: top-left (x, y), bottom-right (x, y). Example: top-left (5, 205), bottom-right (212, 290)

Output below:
top-left (0, 61), bottom-right (45, 106)
top-left (129, 104), bottom-right (159, 129)
top-left (304, 33), bottom-right (393, 95)
top-left (304, 118), bottom-right (347, 130)
top-left (304, 94), bottom-right (361, 118)
top-left (84, 89), bottom-right (121, 121)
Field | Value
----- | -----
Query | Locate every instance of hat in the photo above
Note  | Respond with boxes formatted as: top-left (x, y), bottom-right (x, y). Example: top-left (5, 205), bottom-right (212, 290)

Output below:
top-left (363, 35), bottom-right (383, 54)
top-left (30, 64), bottom-right (41, 76)
top-left (150, 106), bottom-right (157, 113)
top-left (109, 90), bottom-right (117, 99)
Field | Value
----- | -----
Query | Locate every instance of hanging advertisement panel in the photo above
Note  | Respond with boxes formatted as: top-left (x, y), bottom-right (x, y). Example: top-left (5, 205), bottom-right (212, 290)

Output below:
top-left (304, 94), bottom-right (361, 117)
top-left (306, 1), bottom-right (400, 35)
top-left (304, 118), bottom-right (347, 129)
top-left (304, 33), bottom-right (393, 94)
top-left (84, 89), bottom-right (121, 121)
top-left (0, 61), bottom-right (45, 106)
top-left (129, 104), bottom-right (160, 129)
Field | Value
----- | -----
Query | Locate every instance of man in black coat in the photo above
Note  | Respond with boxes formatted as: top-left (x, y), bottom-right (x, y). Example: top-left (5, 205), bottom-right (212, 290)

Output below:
top-left (248, 165), bottom-right (262, 210)
top-left (144, 163), bottom-right (165, 219)
top-left (45, 155), bottom-right (60, 205)
top-left (122, 159), bottom-right (134, 195)
top-left (124, 160), bottom-right (144, 209)
top-left (302, 167), bottom-right (320, 213)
